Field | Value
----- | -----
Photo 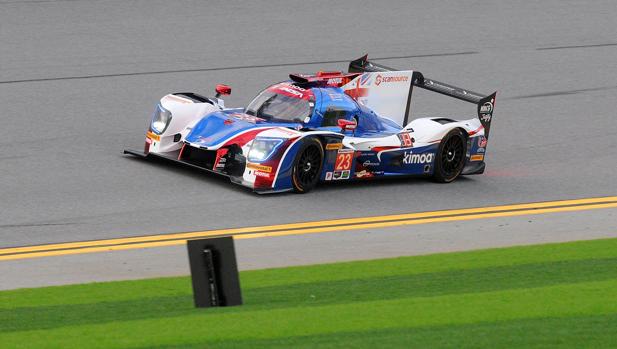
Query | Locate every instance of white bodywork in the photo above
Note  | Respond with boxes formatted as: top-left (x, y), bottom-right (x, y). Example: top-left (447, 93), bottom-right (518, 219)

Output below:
top-left (342, 117), bottom-right (483, 152)
top-left (341, 71), bottom-right (415, 127)
top-left (146, 94), bottom-right (222, 153)
top-left (406, 117), bottom-right (483, 144)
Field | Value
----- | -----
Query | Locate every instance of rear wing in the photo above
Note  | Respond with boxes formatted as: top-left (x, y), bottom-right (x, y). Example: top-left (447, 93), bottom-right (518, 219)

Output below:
top-left (349, 55), bottom-right (497, 138)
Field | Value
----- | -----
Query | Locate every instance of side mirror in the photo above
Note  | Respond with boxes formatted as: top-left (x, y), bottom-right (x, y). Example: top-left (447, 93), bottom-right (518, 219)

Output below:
top-left (337, 118), bottom-right (357, 131)
top-left (215, 84), bottom-right (232, 98)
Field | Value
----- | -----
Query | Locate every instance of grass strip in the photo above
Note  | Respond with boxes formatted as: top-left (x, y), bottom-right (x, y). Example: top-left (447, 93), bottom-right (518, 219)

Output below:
top-left (147, 313), bottom-right (617, 349)
top-left (2, 279), bottom-right (617, 348)
top-left (3, 257), bottom-right (617, 332)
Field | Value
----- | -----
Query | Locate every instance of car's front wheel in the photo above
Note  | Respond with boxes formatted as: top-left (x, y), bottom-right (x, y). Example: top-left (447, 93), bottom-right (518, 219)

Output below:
top-left (433, 129), bottom-right (467, 183)
top-left (291, 138), bottom-right (323, 193)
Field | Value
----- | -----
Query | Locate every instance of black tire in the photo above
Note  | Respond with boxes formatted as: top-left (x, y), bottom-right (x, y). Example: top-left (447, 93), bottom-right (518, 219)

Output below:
top-left (291, 138), bottom-right (324, 193)
top-left (433, 129), bottom-right (467, 183)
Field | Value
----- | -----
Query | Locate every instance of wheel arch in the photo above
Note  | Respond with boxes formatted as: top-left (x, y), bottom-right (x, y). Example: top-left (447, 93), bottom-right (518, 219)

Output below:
top-left (271, 131), bottom-right (342, 191)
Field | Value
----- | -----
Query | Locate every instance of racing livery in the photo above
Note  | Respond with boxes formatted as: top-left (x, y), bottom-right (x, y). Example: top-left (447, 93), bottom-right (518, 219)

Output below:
top-left (125, 55), bottom-right (497, 194)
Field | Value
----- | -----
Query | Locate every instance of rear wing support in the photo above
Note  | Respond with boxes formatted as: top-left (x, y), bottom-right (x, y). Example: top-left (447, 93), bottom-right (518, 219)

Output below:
top-left (349, 55), bottom-right (497, 138)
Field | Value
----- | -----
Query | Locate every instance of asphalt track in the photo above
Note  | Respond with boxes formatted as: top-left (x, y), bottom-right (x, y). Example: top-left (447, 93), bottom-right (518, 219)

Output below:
top-left (1, 0), bottom-right (616, 289)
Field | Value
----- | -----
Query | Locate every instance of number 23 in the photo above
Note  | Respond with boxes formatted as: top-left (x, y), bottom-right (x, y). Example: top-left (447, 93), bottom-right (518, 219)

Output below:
top-left (335, 153), bottom-right (352, 171)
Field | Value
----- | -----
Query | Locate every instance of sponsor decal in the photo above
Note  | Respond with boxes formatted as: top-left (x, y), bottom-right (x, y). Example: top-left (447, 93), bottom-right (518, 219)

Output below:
top-left (326, 143), bottom-right (343, 150)
top-left (328, 92), bottom-right (343, 100)
top-left (230, 113), bottom-right (265, 123)
top-left (279, 86), bottom-right (304, 98)
top-left (470, 154), bottom-right (484, 162)
top-left (375, 74), bottom-right (410, 86)
top-left (477, 147), bottom-right (485, 153)
top-left (254, 170), bottom-right (271, 178)
top-left (360, 73), bottom-right (372, 86)
top-left (362, 160), bottom-right (380, 167)
top-left (478, 136), bottom-right (488, 148)
top-left (224, 119), bottom-right (234, 125)
top-left (284, 83), bottom-right (307, 92)
top-left (333, 170), bottom-right (350, 180)
top-left (327, 78), bottom-right (343, 85)
top-left (214, 148), bottom-right (229, 169)
top-left (398, 132), bottom-right (414, 147)
top-left (215, 158), bottom-right (226, 169)
top-left (403, 151), bottom-right (434, 165)
top-left (355, 170), bottom-right (374, 178)
top-left (325, 172), bottom-right (333, 181)
top-left (215, 154), bottom-right (227, 169)
top-left (246, 163), bottom-right (272, 173)
top-left (334, 149), bottom-right (354, 171)
top-left (269, 82), bottom-right (313, 100)
top-left (146, 131), bottom-right (160, 142)
top-left (479, 100), bottom-right (494, 123)
top-left (480, 101), bottom-right (493, 114)
top-left (270, 82), bottom-right (308, 92)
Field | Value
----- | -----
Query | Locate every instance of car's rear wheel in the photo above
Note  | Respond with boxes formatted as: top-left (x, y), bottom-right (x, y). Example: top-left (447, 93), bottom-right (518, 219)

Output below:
top-left (433, 129), bottom-right (467, 183)
top-left (291, 138), bottom-right (323, 193)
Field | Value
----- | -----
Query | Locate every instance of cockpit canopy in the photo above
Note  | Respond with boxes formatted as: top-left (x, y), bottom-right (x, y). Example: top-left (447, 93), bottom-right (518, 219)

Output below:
top-left (245, 83), bottom-right (314, 123)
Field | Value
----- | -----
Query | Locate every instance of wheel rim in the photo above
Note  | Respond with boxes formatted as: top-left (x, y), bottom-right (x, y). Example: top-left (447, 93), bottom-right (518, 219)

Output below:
top-left (441, 136), bottom-right (464, 177)
top-left (295, 145), bottom-right (321, 187)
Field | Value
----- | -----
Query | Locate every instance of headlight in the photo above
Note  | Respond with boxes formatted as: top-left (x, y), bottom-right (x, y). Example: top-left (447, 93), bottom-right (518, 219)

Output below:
top-left (247, 138), bottom-right (284, 162)
top-left (150, 105), bottom-right (172, 134)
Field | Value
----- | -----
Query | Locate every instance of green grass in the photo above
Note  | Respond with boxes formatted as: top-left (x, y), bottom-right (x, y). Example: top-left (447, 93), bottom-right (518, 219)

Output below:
top-left (2, 238), bottom-right (617, 348)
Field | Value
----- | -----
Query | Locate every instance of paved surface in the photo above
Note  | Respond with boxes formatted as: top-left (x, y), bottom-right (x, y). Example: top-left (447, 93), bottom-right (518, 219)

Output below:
top-left (1, 207), bottom-right (616, 290)
top-left (1, 0), bottom-right (616, 289)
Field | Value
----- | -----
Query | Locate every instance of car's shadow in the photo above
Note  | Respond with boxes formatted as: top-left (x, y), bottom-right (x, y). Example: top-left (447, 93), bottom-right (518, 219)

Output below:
top-left (316, 173), bottom-right (474, 192)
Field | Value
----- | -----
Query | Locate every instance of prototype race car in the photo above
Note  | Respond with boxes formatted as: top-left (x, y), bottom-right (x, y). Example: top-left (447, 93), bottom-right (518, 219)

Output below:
top-left (124, 55), bottom-right (497, 194)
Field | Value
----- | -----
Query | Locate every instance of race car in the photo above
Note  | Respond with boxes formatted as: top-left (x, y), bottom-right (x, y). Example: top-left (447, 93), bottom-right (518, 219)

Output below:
top-left (124, 55), bottom-right (497, 194)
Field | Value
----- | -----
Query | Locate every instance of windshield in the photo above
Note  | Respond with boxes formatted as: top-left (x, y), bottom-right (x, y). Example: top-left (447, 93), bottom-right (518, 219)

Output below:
top-left (246, 84), bottom-right (313, 123)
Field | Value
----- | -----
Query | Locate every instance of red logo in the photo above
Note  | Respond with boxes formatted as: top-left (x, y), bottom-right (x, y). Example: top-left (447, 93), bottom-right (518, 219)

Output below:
top-left (375, 74), bottom-right (409, 86)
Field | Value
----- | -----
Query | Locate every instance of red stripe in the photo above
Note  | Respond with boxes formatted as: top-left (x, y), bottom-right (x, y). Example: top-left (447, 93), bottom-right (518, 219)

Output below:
top-left (371, 146), bottom-right (400, 152)
top-left (222, 128), bottom-right (273, 147)
top-left (177, 143), bottom-right (187, 160)
top-left (468, 125), bottom-right (484, 136)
